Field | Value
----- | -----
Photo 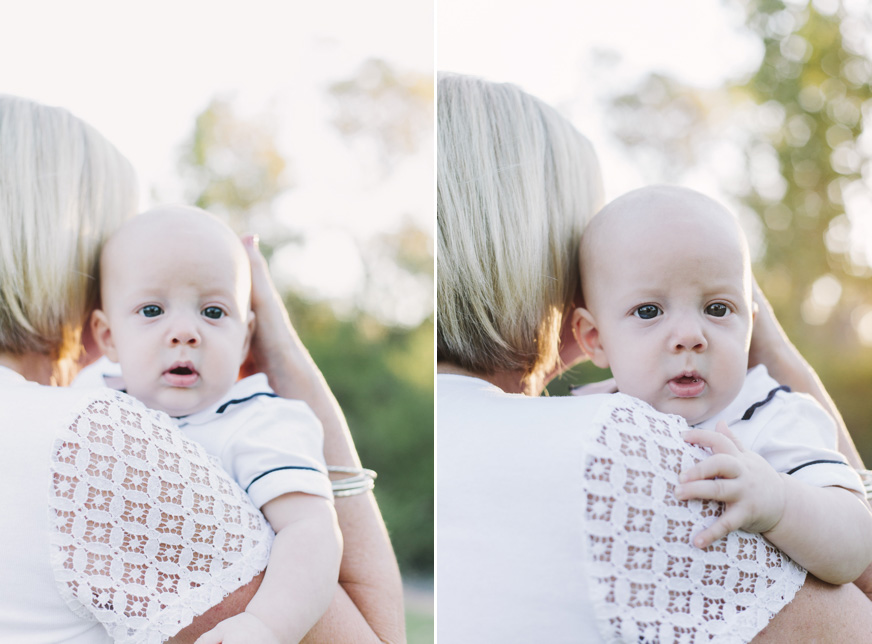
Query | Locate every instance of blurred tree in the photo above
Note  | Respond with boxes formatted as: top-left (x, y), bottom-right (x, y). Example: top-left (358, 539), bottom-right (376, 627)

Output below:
top-left (356, 216), bottom-right (435, 328)
top-left (572, 0), bottom-right (872, 460)
top-left (329, 58), bottom-right (434, 173)
top-left (175, 65), bottom-right (434, 575)
top-left (179, 95), bottom-right (291, 235)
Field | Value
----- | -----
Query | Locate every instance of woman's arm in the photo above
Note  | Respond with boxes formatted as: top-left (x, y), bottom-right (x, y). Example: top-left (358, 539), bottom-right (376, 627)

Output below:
top-left (749, 281), bottom-right (864, 468)
top-left (242, 235), bottom-right (405, 643)
top-left (752, 575), bottom-right (872, 641)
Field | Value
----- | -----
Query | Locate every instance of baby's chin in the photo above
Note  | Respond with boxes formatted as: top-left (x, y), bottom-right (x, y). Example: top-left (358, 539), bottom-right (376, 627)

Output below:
top-left (134, 389), bottom-right (223, 419)
top-left (648, 396), bottom-right (720, 427)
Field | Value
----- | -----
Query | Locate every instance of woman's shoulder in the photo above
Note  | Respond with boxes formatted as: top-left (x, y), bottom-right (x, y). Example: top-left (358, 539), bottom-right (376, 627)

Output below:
top-left (0, 379), bottom-right (136, 440)
top-left (437, 372), bottom-right (656, 428)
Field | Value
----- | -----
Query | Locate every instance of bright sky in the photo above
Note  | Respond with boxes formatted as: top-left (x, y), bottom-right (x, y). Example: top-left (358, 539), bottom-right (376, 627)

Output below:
top-left (438, 0), bottom-right (760, 202)
top-left (2, 0), bottom-right (434, 313)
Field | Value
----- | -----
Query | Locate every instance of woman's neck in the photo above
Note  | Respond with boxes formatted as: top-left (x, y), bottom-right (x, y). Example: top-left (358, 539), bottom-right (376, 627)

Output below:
top-left (437, 362), bottom-right (543, 396)
top-left (0, 352), bottom-right (55, 385)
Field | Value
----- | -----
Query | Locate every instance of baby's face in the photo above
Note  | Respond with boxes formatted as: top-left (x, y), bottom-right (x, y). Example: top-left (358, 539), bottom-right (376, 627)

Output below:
top-left (93, 208), bottom-right (254, 417)
top-left (580, 189), bottom-right (754, 425)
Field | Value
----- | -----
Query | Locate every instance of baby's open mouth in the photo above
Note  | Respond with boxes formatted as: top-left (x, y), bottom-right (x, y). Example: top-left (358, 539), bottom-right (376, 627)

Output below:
top-left (163, 362), bottom-right (199, 386)
top-left (668, 373), bottom-right (706, 397)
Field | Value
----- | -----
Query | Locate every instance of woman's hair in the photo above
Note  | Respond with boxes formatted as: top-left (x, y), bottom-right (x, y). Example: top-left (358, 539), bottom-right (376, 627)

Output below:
top-left (437, 73), bottom-right (603, 391)
top-left (0, 95), bottom-right (138, 378)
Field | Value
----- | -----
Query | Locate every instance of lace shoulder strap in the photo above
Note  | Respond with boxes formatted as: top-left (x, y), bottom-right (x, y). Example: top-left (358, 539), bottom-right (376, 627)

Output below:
top-left (49, 389), bottom-right (273, 644)
top-left (583, 395), bottom-right (806, 643)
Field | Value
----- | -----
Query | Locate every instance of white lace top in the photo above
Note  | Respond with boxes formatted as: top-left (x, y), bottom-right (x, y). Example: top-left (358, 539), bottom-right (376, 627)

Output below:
top-left (0, 366), bottom-right (272, 643)
top-left (437, 374), bottom-right (806, 644)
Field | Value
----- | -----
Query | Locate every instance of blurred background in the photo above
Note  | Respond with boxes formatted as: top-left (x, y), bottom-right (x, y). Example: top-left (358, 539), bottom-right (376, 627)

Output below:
top-left (440, 0), bottom-right (872, 463)
top-left (3, 1), bottom-right (433, 640)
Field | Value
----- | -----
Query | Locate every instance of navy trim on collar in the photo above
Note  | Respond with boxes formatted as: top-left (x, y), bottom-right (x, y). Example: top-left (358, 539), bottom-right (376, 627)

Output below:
top-left (216, 391), bottom-right (279, 414)
top-left (245, 465), bottom-right (324, 493)
top-left (741, 385), bottom-right (791, 421)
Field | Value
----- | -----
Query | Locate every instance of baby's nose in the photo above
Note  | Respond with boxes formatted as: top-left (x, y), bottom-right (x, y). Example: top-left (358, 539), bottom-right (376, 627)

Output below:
top-left (169, 316), bottom-right (201, 347)
top-left (671, 317), bottom-right (707, 352)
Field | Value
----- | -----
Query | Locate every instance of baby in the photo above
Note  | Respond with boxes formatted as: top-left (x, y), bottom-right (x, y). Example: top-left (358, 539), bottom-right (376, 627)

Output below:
top-left (572, 185), bottom-right (872, 585)
top-left (90, 205), bottom-right (341, 643)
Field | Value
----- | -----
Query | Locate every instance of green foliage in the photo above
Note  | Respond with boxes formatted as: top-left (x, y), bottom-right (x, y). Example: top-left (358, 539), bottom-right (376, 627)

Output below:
top-left (733, 0), bottom-right (872, 461)
top-left (600, 0), bottom-right (872, 463)
top-left (406, 607), bottom-right (435, 644)
top-left (287, 294), bottom-right (435, 573)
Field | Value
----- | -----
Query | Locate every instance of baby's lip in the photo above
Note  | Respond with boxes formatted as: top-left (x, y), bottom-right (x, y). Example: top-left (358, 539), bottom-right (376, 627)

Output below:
top-left (163, 361), bottom-right (199, 387)
top-left (668, 371), bottom-right (706, 398)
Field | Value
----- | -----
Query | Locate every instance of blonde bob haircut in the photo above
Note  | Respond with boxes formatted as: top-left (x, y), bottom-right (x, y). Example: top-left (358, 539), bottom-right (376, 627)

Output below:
top-left (0, 95), bottom-right (138, 380)
top-left (437, 73), bottom-right (603, 392)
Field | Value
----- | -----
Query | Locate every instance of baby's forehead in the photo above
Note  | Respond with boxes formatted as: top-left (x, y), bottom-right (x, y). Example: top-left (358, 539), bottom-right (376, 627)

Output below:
top-left (105, 207), bottom-right (246, 262)
top-left (100, 207), bottom-right (252, 301)
top-left (590, 188), bottom-right (742, 251)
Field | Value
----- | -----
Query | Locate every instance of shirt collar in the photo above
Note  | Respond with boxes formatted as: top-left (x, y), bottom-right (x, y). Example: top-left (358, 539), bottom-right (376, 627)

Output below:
top-left (173, 372), bottom-right (273, 427)
top-left (695, 364), bottom-right (772, 428)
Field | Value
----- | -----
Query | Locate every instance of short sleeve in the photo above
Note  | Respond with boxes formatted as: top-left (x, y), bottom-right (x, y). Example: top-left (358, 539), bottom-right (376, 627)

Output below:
top-left (225, 398), bottom-right (332, 508)
top-left (747, 391), bottom-right (864, 495)
top-left (582, 395), bottom-right (806, 643)
top-left (48, 389), bottom-right (274, 644)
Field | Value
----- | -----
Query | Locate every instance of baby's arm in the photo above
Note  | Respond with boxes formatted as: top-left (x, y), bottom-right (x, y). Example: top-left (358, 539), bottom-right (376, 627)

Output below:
top-left (678, 423), bottom-right (872, 585)
top-left (196, 493), bottom-right (343, 644)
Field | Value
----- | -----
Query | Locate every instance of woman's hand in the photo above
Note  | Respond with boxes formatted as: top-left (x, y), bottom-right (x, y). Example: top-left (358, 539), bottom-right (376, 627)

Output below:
top-left (677, 422), bottom-right (787, 548)
top-left (239, 234), bottom-right (298, 387)
top-left (748, 279), bottom-right (790, 371)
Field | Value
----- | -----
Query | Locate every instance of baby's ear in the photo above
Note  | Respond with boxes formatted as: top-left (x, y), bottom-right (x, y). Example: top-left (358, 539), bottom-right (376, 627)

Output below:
top-left (571, 307), bottom-right (610, 369)
top-left (90, 309), bottom-right (119, 363)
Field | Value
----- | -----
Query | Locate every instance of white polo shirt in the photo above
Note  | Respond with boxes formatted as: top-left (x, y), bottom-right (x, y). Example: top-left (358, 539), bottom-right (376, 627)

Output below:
top-left (697, 365), bottom-right (863, 494)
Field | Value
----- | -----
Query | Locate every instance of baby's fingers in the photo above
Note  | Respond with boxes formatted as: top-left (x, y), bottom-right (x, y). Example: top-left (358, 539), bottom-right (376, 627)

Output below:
top-left (683, 428), bottom-right (740, 456)
top-left (675, 473), bottom-right (742, 503)
top-left (679, 453), bottom-right (741, 484)
top-left (692, 506), bottom-right (749, 548)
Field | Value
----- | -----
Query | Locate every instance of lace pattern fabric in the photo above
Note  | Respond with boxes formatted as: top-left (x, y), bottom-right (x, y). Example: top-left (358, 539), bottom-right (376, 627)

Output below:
top-left (583, 395), bottom-right (806, 644)
top-left (48, 389), bottom-right (274, 643)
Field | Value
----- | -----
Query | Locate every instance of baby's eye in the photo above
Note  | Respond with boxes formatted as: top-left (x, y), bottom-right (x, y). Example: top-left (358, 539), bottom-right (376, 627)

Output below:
top-left (202, 306), bottom-right (225, 320)
top-left (634, 305), bottom-right (662, 320)
top-left (705, 303), bottom-right (731, 318)
top-left (139, 305), bottom-right (163, 318)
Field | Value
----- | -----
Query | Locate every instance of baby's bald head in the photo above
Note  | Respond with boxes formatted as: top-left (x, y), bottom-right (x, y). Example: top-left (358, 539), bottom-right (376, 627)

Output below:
top-left (99, 205), bottom-right (251, 307)
top-left (579, 185), bottom-right (752, 313)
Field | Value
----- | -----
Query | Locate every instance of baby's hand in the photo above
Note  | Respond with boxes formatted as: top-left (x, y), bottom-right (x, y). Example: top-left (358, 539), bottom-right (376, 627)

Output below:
top-left (676, 421), bottom-right (787, 548)
top-left (193, 612), bottom-right (282, 644)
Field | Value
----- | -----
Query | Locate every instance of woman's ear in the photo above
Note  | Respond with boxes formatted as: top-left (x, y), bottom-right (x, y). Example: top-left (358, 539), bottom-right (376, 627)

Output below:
top-left (571, 307), bottom-right (610, 369)
top-left (90, 309), bottom-right (119, 363)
